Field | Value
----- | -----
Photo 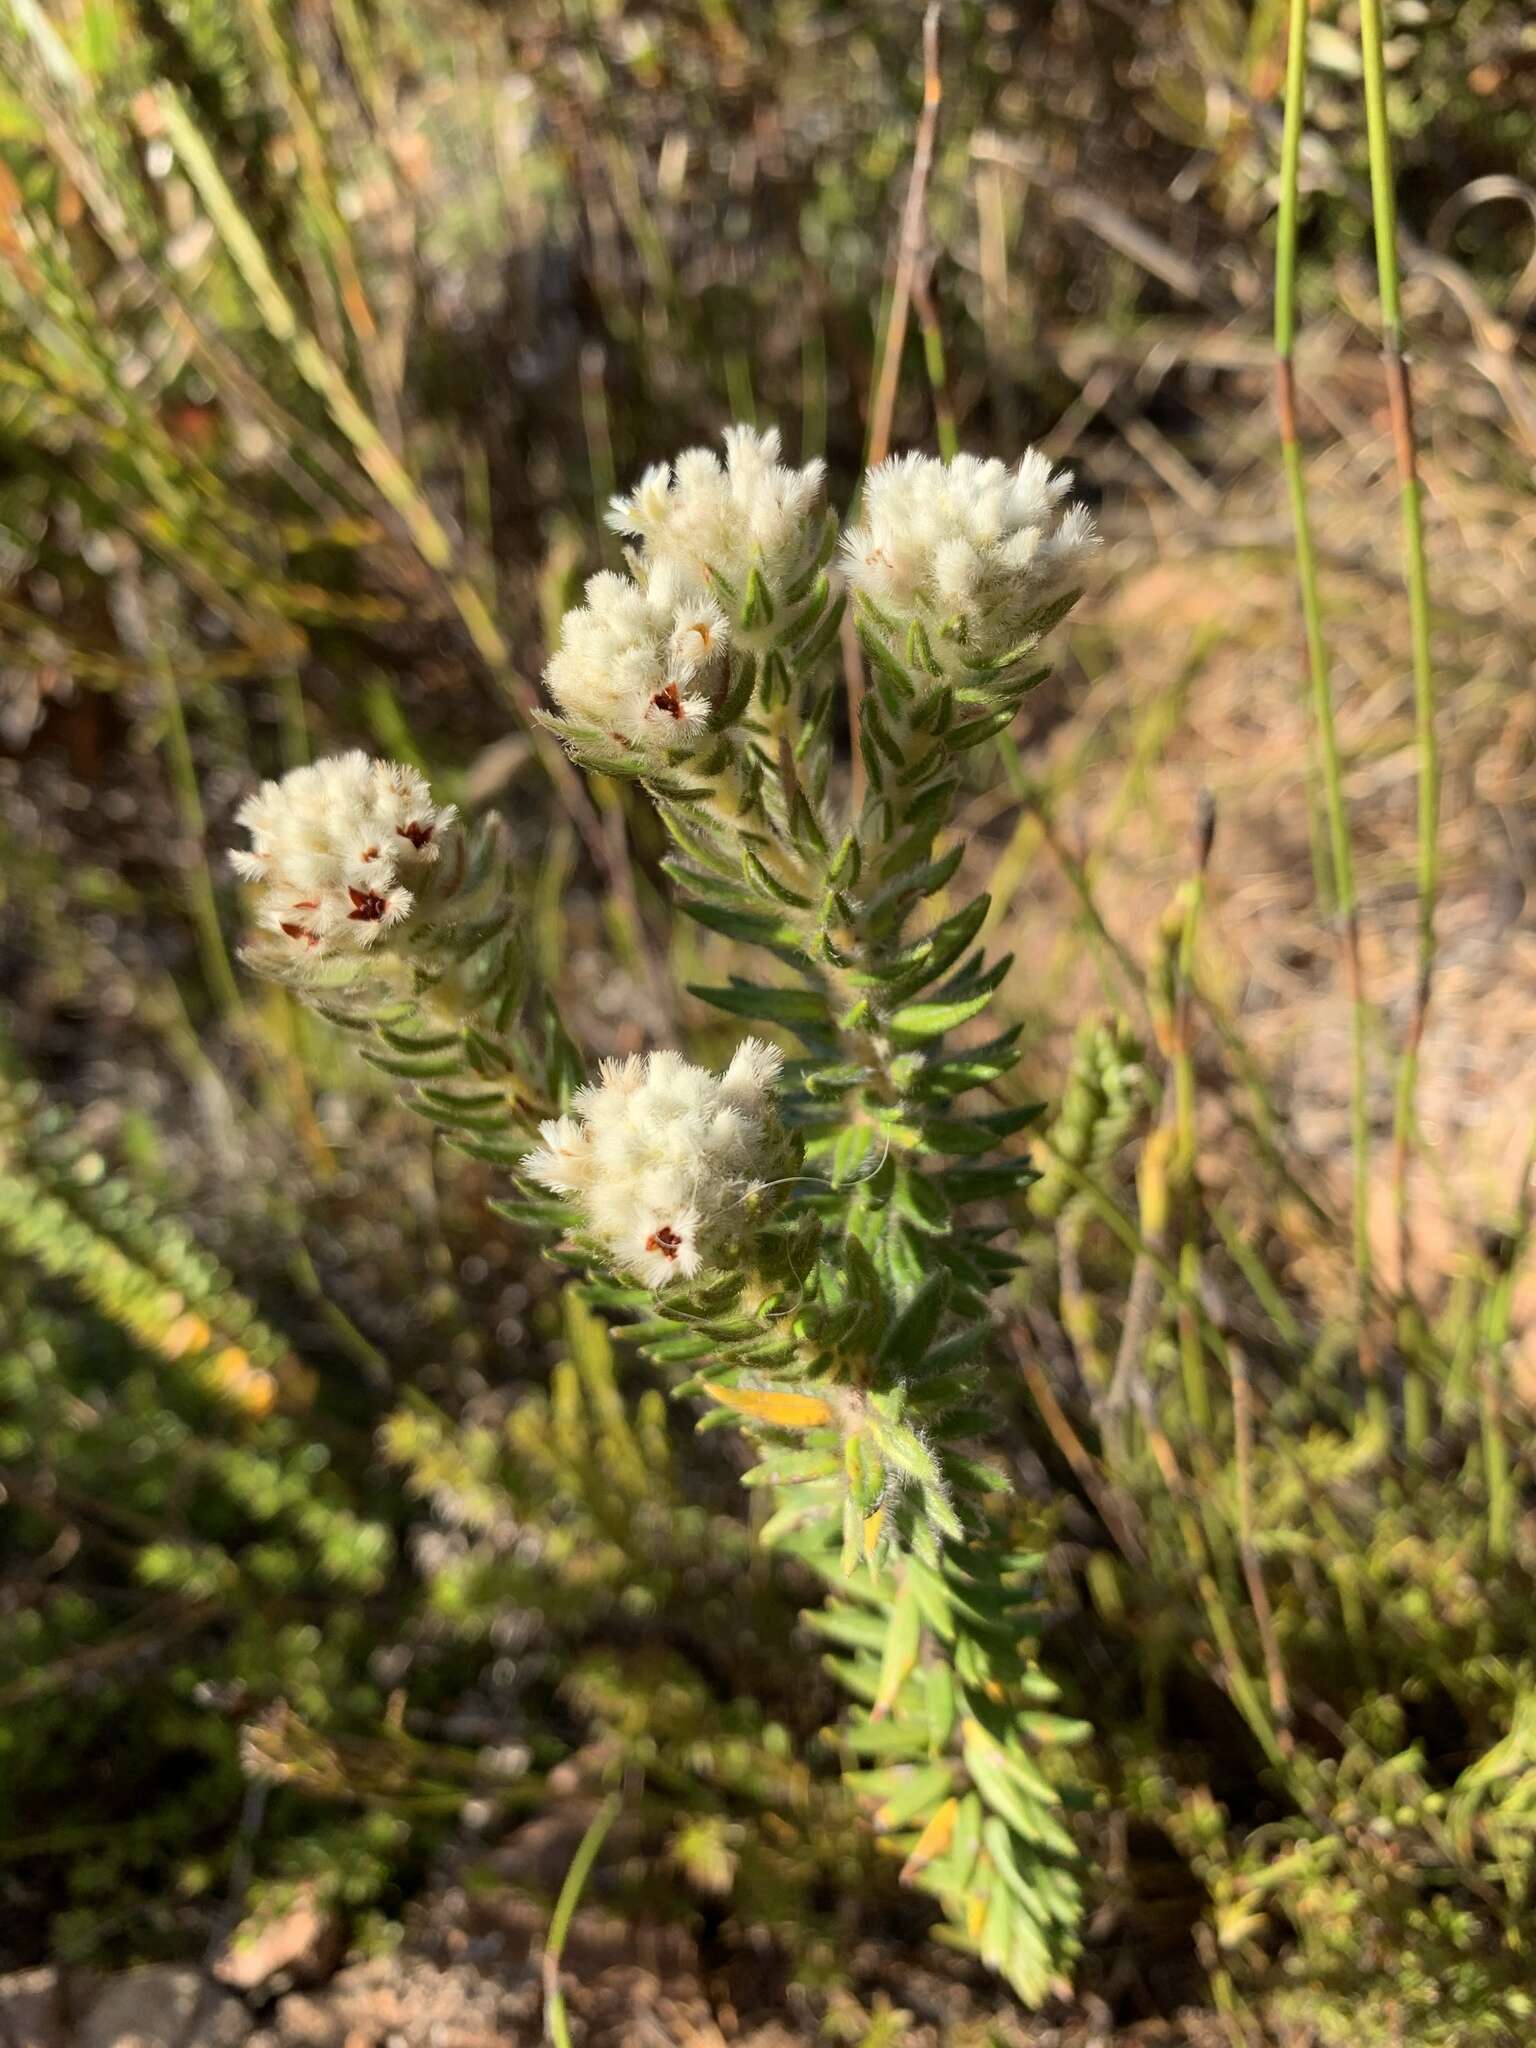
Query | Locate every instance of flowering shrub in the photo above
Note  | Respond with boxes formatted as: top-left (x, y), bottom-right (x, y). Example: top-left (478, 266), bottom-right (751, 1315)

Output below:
top-left (234, 431), bottom-right (1096, 2003)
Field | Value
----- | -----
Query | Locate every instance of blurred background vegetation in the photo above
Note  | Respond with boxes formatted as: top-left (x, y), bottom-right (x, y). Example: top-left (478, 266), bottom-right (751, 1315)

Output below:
top-left (4, 0), bottom-right (1536, 2040)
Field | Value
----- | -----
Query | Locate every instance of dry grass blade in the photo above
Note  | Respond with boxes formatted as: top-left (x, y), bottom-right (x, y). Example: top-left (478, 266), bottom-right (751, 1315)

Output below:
top-left (865, 2), bottom-right (944, 470)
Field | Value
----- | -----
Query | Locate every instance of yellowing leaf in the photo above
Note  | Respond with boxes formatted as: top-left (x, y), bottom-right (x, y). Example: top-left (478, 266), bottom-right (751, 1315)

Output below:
top-left (1137, 1124), bottom-right (1176, 1238)
top-left (208, 1346), bottom-right (277, 1418)
top-left (901, 1795), bottom-right (958, 1882)
top-left (703, 1382), bottom-right (833, 1429)
top-left (162, 1312), bottom-right (211, 1360)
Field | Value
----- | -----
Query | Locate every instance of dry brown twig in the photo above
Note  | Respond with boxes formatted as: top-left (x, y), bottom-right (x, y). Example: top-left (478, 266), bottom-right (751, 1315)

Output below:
top-left (848, 0), bottom-right (944, 803)
top-left (1008, 1323), bottom-right (1148, 1567)
top-left (866, 3), bottom-right (944, 470)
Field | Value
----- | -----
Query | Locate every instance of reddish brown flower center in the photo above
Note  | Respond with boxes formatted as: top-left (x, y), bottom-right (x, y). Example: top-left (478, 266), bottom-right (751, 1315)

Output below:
top-left (359, 846), bottom-right (380, 862)
top-left (650, 683), bottom-right (685, 721)
top-left (280, 921), bottom-right (319, 947)
top-left (645, 1224), bottom-right (684, 1260)
top-left (347, 887), bottom-right (388, 922)
top-left (396, 820), bottom-right (434, 849)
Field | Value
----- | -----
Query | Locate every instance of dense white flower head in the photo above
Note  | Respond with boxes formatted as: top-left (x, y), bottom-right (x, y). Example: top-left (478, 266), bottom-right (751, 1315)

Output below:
top-left (526, 1039), bottom-right (786, 1288)
top-left (606, 426), bottom-right (826, 599)
top-left (232, 752), bottom-right (456, 959)
top-left (842, 449), bottom-right (1096, 675)
top-left (544, 561), bottom-right (730, 752)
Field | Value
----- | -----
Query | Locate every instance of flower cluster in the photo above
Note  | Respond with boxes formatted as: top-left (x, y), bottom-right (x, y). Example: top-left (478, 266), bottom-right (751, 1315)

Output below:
top-left (607, 424), bottom-right (827, 603)
top-left (842, 449), bottom-right (1096, 677)
top-left (231, 752), bottom-right (457, 960)
top-left (527, 1039), bottom-right (787, 1288)
top-left (543, 562), bottom-right (730, 753)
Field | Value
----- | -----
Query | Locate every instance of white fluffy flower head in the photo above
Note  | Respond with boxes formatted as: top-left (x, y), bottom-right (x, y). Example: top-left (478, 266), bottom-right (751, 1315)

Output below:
top-left (526, 1038), bottom-right (787, 1288)
top-left (842, 449), bottom-right (1096, 675)
top-left (232, 752), bottom-right (456, 960)
top-left (544, 561), bottom-right (730, 753)
top-left (607, 425), bottom-right (826, 600)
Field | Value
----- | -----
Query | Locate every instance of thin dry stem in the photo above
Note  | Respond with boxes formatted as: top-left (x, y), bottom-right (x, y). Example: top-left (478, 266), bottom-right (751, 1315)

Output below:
top-left (1009, 1325), bottom-right (1147, 1566)
top-left (1228, 1342), bottom-right (1293, 1747)
top-left (866, 2), bottom-right (943, 469)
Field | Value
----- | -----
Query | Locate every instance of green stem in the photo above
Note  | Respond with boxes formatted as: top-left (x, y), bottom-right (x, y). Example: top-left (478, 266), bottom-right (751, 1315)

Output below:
top-left (1359, 0), bottom-right (1439, 1308)
top-left (155, 658), bottom-right (242, 1018)
top-left (1275, 0), bottom-right (1378, 1420)
top-left (542, 1792), bottom-right (622, 2048)
top-left (1172, 834), bottom-right (1212, 1438)
top-left (1479, 1250), bottom-right (1515, 1562)
top-left (1035, 1135), bottom-right (1236, 1382)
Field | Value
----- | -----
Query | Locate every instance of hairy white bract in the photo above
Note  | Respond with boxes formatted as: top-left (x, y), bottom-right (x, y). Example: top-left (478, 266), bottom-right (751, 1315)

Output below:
top-left (543, 562), bottom-right (729, 752)
top-left (607, 425), bottom-right (826, 598)
top-left (231, 752), bottom-right (456, 958)
top-left (842, 449), bottom-right (1096, 676)
top-left (526, 1039), bottom-right (786, 1288)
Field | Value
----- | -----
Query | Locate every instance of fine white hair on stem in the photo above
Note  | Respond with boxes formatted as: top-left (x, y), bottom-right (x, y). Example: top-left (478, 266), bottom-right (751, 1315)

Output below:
top-left (733, 1128), bottom-right (893, 1204)
top-left (525, 1039), bottom-right (789, 1289)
